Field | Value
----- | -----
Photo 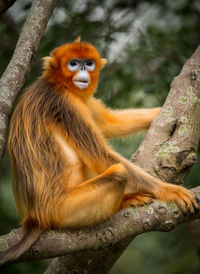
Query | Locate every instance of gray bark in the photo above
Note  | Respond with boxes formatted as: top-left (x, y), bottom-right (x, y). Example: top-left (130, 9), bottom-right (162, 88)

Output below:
top-left (132, 45), bottom-right (200, 184)
top-left (0, 0), bottom-right (58, 158)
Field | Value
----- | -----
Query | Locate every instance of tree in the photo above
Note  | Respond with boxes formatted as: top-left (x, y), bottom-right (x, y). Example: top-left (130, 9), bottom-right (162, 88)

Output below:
top-left (0, 0), bottom-right (200, 273)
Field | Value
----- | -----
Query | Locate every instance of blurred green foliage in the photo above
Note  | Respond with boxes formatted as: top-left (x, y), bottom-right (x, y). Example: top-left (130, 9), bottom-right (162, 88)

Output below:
top-left (0, 0), bottom-right (200, 273)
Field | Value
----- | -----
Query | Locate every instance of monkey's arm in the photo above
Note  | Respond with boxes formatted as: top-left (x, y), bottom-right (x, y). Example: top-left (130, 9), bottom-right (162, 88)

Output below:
top-left (87, 97), bottom-right (160, 138)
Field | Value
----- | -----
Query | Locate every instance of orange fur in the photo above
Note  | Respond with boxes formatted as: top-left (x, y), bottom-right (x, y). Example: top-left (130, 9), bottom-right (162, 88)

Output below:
top-left (1, 40), bottom-right (198, 266)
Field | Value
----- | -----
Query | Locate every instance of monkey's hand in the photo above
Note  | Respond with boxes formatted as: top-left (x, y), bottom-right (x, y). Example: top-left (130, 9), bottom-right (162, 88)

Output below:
top-left (149, 107), bottom-right (161, 121)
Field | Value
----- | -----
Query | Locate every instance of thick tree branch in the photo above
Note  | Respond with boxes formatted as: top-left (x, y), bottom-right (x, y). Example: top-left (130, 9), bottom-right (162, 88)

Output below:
top-left (132, 45), bottom-right (200, 184)
top-left (44, 237), bottom-right (133, 274)
top-left (0, 186), bottom-right (199, 268)
top-left (0, 0), bottom-right (58, 158)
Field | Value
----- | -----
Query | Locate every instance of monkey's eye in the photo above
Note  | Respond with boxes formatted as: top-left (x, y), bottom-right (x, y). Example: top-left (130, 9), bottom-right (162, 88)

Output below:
top-left (67, 60), bottom-right (79, 71)
top-left (86, 60), bottom-right (95, 71)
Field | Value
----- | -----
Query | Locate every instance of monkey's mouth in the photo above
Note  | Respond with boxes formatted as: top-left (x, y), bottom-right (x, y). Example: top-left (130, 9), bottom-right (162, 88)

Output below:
top-left (73, 80), bottom-right (89, 90)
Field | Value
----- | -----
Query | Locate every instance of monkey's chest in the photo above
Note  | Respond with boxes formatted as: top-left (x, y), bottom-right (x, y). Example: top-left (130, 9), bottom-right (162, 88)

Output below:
top-left (53, 132), bottom-right (80, 165)
top-left (53, 132), bottom-right (95, 187)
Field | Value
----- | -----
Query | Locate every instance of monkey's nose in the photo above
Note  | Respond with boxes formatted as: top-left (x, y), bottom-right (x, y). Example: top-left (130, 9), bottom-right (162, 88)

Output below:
top-left (73, 70), bottom-right (90, 89)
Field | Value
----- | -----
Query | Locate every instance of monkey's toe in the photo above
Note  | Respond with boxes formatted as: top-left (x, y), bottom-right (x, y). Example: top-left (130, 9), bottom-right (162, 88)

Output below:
top-left (164, 186), bottom-right (200, 216)
top-left (121, 193), bottom-right (153, 208)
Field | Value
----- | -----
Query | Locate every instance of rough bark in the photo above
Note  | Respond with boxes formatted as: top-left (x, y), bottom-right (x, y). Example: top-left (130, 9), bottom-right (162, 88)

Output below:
top-left (132, 46), bottom-right (200, 183)
top-left (44, 237), bottom-right (132, 274)
top-left (0, 0), bottom-right (58, 158)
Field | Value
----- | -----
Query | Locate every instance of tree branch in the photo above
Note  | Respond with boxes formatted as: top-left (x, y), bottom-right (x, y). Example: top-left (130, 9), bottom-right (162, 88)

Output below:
top-left (132, 45), bottom-right (200, 184)
top-left (0, 0), bottom-right (58, 158)
top-left (0, 186), bottom-right (199, 268)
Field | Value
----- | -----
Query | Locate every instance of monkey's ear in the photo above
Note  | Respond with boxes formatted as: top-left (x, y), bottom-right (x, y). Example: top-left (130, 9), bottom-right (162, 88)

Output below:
top-left (100, 58), bottom-right (107, 69)
top-left (74, 36), bottom-right (81, 43)
top-left (42, 56), bottom-right (57, 70)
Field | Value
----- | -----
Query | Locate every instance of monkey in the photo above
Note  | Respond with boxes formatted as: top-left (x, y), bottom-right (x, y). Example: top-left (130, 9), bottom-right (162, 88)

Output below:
top-left (0, 37), bottom-right (199, 266)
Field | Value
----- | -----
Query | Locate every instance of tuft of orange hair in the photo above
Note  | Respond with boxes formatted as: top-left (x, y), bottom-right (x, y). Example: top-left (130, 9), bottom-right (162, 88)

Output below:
top-left (74, 36), bottom-right (81, 43)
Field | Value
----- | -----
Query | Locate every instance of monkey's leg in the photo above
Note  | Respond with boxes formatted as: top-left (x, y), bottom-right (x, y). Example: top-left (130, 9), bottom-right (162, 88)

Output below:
top-left (121, 161), bottom-right (199, 214)
top-left (61, 163), bottom-right (128, 227)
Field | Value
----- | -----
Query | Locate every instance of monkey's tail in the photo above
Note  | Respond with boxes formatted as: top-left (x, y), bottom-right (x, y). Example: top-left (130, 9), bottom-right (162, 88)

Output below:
top-left (0, 227), bottom-right (41, 266)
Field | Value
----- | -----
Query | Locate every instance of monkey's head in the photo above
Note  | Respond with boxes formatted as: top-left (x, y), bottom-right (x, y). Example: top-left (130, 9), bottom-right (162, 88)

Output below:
top-left (43, 38), bottom-right (107, 98)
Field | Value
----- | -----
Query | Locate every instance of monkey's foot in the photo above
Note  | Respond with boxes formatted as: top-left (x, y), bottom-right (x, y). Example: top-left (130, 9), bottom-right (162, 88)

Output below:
top-left (121, 193), bottom-right (153, 208)
top-left (156, 184), bottom-right (199, 215)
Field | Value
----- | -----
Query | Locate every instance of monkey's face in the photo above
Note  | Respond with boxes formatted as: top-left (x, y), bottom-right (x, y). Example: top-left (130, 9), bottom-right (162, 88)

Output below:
top-left (67, 58), bottom-right (95, 90)
top-left (43, 42), bottom-right (107, 98)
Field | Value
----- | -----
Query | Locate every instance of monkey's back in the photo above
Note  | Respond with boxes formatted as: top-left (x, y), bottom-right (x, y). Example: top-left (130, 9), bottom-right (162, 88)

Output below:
top-left (8, 78), bottom-right (69, 229)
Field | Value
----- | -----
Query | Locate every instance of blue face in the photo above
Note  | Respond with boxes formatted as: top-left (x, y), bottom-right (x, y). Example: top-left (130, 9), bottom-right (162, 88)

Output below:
top-left (67, 59), bottom-right (95, 72)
